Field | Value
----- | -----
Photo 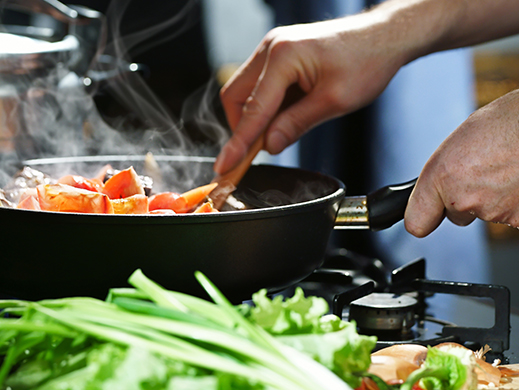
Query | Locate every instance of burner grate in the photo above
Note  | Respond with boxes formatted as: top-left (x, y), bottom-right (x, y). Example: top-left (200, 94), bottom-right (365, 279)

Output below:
top-left (330, 258), bottom-right (511, 358)
top-left (297, 254), bottom-right (511, 362)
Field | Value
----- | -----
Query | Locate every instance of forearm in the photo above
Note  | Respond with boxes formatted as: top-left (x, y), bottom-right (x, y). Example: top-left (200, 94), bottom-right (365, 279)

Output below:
top-left (214, 0), bottom-right (519, 176)
top-left (365, 0), bottom-right (519, 64)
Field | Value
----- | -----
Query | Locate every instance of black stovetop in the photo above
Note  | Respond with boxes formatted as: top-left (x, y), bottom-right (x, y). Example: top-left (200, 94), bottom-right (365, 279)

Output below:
top-left (283, 250), bottom-right (519, 364)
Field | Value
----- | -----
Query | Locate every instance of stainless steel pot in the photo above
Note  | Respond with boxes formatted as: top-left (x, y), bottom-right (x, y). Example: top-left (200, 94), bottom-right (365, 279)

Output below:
top-left (0, 0), bottom-right (109, 158)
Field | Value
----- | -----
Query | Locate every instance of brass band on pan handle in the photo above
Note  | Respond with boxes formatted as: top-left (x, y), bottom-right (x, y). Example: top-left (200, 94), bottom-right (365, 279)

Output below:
top-left (335, 178), bottom-right (417, 231)
top-left (335, 196), bottom-right (370, 229)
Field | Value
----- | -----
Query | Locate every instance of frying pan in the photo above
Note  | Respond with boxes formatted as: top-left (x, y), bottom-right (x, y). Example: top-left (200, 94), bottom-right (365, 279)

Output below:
top-left (0, 155), bottom-right (415, 302)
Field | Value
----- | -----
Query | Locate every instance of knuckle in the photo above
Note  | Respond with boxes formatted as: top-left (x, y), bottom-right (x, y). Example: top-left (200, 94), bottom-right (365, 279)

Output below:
top-left (482, 208), bottom-right (504, 223)
top-left (322, 86), bottom-right (348, 112)
top-left (487, 210), bottom-right (516, 226)
top-left (219, 83), bottom-right (241, 110)
top-left (242, 95), bottom-right (265, 117)
top-left (241, 96), bottom-right (272, 128)
top-left (269, 38), bottom-right (297, 60)
top-left (219, 87), bottom-right (232, 107)
top-left (264, 27), bottom-right (282, 42)
top-left (219, 84), bottom-right (230, 100)
top-left (445, 210), bottom-right (475, 227)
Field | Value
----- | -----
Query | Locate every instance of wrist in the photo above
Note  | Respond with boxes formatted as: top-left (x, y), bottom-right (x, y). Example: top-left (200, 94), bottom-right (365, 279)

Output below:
top-left (365, 0), bottom-right (467, 64)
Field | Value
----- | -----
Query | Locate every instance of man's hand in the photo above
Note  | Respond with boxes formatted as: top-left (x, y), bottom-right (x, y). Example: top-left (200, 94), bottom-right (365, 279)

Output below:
top-left (405, 90), bottom-right (519, 237)
top-left (214, 15), bottom-right (408, 175)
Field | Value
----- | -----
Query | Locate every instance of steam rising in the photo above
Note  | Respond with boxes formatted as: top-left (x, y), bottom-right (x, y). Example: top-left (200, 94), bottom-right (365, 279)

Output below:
top-left (0, 0), bottom-right (335, 207)
top-left (0, 0), bottom-right (230, 190)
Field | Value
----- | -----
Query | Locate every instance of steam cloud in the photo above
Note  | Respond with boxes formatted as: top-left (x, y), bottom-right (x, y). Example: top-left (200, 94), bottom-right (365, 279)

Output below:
top-left (0, 0), bottom-right (230, 190)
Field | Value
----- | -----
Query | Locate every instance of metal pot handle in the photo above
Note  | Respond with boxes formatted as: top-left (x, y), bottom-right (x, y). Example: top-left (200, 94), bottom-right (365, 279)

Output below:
top-left (335, 178), bottom-right (417, 231)
top-left (2, 0), bottom-right (105, 75)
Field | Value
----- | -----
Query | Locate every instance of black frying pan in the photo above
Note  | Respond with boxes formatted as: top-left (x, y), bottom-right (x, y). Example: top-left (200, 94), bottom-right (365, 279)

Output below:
top-left (0, 155), bottom-right (415, 302)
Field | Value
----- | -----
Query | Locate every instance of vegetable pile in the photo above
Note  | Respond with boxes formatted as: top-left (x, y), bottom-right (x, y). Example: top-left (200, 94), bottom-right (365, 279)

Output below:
top-left (1, 164), bottom-right (220, 215)
top-left (0, 270), bottom-right (375, 390)
top-left (1, 270), bottom-right (515, 390)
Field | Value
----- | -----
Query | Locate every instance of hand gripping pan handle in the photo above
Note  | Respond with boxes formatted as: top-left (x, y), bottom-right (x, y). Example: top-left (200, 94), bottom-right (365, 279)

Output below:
top-left (335, 178), bottom-right (417, 231)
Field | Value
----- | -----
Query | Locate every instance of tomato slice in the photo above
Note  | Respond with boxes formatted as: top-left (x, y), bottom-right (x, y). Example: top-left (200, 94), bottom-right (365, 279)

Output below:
top-left (148, 183), bottom-right (218, 213)
top-left (58, 175), bottom-right (103, 193)
top-left (111, 194), bottom-right (149, 214)
top-left (38, 184), bottom-right (114, 214)
top-left (149, 192), bottom-right (183, 212)
top-left (179, 183), bottom-right (218, 212)
top-left (17, 195), bottom-right (41, 210)
top-left (194, 201), bottom-right (217, 213)
top-left (103, 167), bottom-right (145, 199)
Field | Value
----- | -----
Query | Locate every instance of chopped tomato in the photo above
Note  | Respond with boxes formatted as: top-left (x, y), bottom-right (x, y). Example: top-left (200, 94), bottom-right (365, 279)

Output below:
top-left (110, 194), bottom-right (149, 214)
top-left (148, 183), bottom-right (217, 213)
top-left (356, 378), bottom-right (377, 390)
top-left (17, 195), bottom-right (41, 210)
top-left (102, 167), bottom-right (144, 199)
top-left (177, 182), bottom-right (218, 213)
top-left (38, 184), bottom-right (114, 214)
top-left (149, 192), bottom-right (183, 212)
top-left (194, 201), bottom-right (218, 213)
top-left (18, 188), bottom-right (38, 204)
top-left (58, 175), bottom-right (103, 193)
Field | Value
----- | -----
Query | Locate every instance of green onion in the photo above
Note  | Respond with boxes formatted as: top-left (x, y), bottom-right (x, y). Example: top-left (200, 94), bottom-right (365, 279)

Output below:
top-left (0, 269), bottom-right (353, 390)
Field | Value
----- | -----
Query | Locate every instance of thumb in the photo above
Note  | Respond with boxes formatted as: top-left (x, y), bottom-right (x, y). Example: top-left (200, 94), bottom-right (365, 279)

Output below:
top-left (404, 179), bottom-right (446, 238)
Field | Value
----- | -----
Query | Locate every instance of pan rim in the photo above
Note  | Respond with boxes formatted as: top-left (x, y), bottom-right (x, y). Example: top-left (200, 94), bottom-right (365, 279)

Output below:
top-left (0, 187), bottom-right (345, 223)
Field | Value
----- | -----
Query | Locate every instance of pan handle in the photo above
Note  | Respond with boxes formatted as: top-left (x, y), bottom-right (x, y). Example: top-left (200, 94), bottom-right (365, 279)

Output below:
top-left (335, 178), bottom-right (417, 231)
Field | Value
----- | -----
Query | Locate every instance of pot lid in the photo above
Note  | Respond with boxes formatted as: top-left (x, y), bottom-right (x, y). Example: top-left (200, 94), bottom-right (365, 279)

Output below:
top-left (0, 32), bottom-right (79, 74)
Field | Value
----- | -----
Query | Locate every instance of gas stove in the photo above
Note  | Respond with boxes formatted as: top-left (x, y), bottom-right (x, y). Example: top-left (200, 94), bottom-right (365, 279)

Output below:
top-left (283, 249), bottom-right (515, 364)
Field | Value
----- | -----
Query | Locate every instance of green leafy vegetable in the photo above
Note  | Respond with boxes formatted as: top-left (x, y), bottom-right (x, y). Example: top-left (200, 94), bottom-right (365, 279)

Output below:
top-left (0, 269), bottom-right (363, 390)
top-left (401, 345), bottom-right (477, 390)
top-left (242, 287), bottom-right (334, 335)
top-left (243, 287), bottom-right (376, 388)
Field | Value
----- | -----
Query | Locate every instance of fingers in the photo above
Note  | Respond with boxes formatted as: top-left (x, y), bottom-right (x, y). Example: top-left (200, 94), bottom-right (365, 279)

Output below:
top-left (404, 177), bottom-right (476, 238)
top-left (219, 41), bottom-right (270, 130)
top-left (404, 179), bottom-right (445, 238)
top-left (215, 50), bottom-right (302, 175)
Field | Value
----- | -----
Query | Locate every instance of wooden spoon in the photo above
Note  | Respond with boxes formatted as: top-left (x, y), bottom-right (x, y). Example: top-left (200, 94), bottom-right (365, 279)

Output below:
top-left (210, 134), bottom-right (265, 209)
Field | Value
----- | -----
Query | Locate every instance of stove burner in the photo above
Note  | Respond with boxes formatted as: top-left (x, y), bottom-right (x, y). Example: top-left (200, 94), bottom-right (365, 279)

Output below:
top-left (297, 253), bottom-right (512, 362)
top-left (349, 292), bottom-right (417, 339)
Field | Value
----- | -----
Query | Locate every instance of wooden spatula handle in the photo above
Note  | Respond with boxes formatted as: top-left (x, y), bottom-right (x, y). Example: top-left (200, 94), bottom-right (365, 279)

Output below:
top-left (212, 135), bottom-right (264, 186)
top-left (211, 135), bottom-right (265, 209)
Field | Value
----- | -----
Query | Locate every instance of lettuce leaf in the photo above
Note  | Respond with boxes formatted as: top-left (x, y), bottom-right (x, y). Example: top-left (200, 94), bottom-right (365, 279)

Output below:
top-left (401, 346), bottom-right (477, 390)
top-left (243, 287), bottom-right (376, 388)
top-left (243, 287), bottom-right (336, 335)
top-left (276, 322), bottom-right (376, 388)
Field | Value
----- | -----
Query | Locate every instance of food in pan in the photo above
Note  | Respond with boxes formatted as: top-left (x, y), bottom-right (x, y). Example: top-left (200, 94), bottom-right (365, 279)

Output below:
top-left (0, 164), bottom-right (220, 214)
